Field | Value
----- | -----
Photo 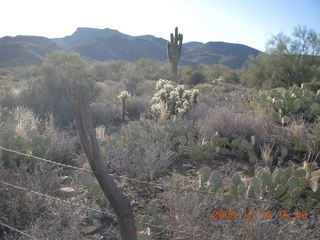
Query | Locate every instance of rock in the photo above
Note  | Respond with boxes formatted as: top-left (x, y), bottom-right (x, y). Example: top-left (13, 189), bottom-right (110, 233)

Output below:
top-left (138, 234), bottom-right (154, 240)
top-left (182, 163), bottom-right (194, 169)
top-left (60, 176), bottom-right (73, 184)
top-left (54, 187), bottom-right (76, 198)
top-left (82, 225), bottom-right (102, 235)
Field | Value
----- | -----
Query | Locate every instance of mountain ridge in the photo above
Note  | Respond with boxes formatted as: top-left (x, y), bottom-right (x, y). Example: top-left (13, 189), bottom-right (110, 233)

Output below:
top-left (0, 27), bottom-right (261, 68)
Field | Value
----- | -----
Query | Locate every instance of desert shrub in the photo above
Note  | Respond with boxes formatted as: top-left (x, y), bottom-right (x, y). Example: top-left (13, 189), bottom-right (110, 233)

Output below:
top-left (91, 80), bottom-right (124, 128)
top-left (90, 102), bottom-right (121, 129)
top-left (155, 170), bottom-right (320, 240)
top-left (0, 165), bottom-right (82, 240)
top-left (207, 64), bottom-right (231, 81)
top-left (199, 105), bottom-right (272, 141)
top-left (18, 51), bottom-right (99, 127)
top-left (0, 87), bottom-right (20, 109)
top-left (122, 70), bottom-right (145, 93)
top-left (223, 70), bottom-right (240, 84)
top-left (135, 80), bottom-right (154, 96)
top-left (194, 83), bottom-right (214, 94)
top-left (185, 101), bottom-right (211, 124)
top-left (126, 95), bottom-right (151, 120)
top-left (199, 84), bottom-right (258, 111)
top-left (183, 69), bottom-right (207, 85)
top-left (309, 116), bottom-right (320, 157)
top-left (190, 105), bottom-right (274, 162)
top-left (304, 81), bottom-right (320, 93)
top-left (91, 61), bottom-right (128, 82)
top-left (128, 58), bottom-right (167, 81)
top-left (275, 117), bottom-right (320, 164)
top-left (90, 61), bottom-right (127, 82)
top-left (99, 119), bottom-right (189, 180)
top-left (284, 120), bottom-right (310, 152)
top-left (0, 106), bottom-right (77, 168)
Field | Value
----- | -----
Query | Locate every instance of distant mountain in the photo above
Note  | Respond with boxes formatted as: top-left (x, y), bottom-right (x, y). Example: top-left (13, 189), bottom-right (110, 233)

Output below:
top-left (51, 27), bottom-right (132, 48)
top-left (183, 41), bottom-right (203, 49)
top-left (0, 36), bottom-right (60, 67)
top-left (52, 28), bottom-right (260, 68)
top-left (181, 42), bottom-right (260, 68)
top-left (0, 27), bottom-right (261, 68)
top-left (71, 34), bottom-right (167, 61)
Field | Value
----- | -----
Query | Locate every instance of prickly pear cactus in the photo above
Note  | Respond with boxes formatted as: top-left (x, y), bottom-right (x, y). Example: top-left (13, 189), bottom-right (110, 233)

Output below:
top-left (227, 162), bottom-right (320, 207)
top-left (197, 167), bottom-right (224, 196)
top-left (259, 85), bottom-right (320, 122)
top-left (136, 201), bottom-right (164, 234)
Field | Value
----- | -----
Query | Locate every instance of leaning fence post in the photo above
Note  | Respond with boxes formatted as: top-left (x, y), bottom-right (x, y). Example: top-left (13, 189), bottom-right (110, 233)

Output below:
top-left (67, 82), bottom-right (137, 240)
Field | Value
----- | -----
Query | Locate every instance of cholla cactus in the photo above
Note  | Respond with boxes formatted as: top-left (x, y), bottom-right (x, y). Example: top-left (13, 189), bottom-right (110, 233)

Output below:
top-left (117, 91), bottom-right (131, 122)
top-left (151, 79), bottom-right (199, 116)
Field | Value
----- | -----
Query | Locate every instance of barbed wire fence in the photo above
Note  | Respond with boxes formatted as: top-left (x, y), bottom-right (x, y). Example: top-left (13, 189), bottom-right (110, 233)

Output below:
top-left (0, 145), bottom-right (319, 239)
top-left (0, 221), bottom-right (39, 240)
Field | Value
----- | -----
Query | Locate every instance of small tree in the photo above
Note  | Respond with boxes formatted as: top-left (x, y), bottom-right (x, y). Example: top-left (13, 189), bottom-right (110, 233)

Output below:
top-left (266, 26), bottom-right (320, 86)
top-left (244, 26), bottom-right (320, 88)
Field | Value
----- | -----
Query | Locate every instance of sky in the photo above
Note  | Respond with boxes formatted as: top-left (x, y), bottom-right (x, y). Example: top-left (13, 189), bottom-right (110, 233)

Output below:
top-left (1, 0), bottom-right (319, 51)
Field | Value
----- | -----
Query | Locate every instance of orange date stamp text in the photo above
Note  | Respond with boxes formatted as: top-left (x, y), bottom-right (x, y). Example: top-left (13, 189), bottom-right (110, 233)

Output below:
top-left (209, 210), bottom-right (308, 220)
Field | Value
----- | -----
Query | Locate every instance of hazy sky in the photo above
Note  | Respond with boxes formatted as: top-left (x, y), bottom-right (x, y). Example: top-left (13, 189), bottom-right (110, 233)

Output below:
top-left (1, 0), bottom-right (319, 51)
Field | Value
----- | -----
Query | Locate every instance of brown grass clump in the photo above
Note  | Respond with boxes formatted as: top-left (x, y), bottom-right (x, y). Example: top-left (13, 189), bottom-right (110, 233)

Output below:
top-left (199, 105), bottom-right (272, 142)
top-left (0, 165), bottom-right (83, 240)
top-left (156, 173), bottom-right (320, 240)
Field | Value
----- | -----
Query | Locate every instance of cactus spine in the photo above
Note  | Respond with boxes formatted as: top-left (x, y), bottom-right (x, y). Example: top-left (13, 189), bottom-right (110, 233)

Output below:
top-left (167, 27), bottom-right (183, 78)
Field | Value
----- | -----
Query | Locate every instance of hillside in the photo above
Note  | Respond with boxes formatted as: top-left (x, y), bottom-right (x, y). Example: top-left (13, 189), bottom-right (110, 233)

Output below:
top-left (51, 27), bottom-right (133, 48)
top-left (0, 28), bottom-right (261, 68)
top-left (181, 41), bottom-right (260, 68)
top-left (0, 36), bottom-right (60, 66)
top-left (70, 34), bottom-right (168, 62)
top-left (53, 28), bottom-right (261, 68)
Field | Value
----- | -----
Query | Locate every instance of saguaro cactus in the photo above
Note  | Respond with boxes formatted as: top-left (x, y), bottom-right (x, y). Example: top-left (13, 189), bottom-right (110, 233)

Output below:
top-left (167, 27), bottom-right (183, 78)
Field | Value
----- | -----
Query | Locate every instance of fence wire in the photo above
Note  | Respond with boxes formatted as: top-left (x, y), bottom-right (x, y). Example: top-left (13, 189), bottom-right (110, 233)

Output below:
top-left (0, 145), bottom-right (319, 239)
top-left (0, 221), bottom-right (39, 240)
top-left (0, 180), bottom-right (115, 218)
top-left (1, 145), bottom-right (319, 210)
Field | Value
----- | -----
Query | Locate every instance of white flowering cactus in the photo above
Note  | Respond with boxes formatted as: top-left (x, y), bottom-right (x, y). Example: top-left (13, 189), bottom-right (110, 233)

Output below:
top-left (151, 79), bottom-right (200, 116)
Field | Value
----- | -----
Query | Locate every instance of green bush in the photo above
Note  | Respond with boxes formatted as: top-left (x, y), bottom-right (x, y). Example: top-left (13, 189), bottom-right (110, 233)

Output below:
top-left (223, 71), bottom-right (240, 84)
top-left (184, 69), bottom-right (207, 85)
top-left (19, 51), bottom-right (99, 127)
top-left (304, 81), bottom-right (320, 93)
top-left (99, 119), bottom-right (187, 179)
top-left (0, 107), bottom-right (76, 169)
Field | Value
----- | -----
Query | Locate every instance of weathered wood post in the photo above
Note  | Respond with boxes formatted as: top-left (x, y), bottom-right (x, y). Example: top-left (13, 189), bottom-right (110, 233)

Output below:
top-left (67, 83), bottom-right (137, 240)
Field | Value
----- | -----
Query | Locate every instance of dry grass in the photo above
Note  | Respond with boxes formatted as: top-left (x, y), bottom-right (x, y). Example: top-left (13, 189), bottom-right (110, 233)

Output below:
top-left (199, 105), bottom-right (272, 142)
top-left (157, 173), bottom-right (320, 240)
top-left (0, 165), bottom-right (83, 240)
top-left (260, 143), bottom-right (276, 168)
top-left (13, 106), bottom-right (39, 139)
top-left (100, 120), bottom-right (174, 181)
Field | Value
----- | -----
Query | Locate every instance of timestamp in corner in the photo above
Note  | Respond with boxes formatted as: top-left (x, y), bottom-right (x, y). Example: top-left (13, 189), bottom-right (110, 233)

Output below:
top-left (209, 209), bottom-right (309, 220)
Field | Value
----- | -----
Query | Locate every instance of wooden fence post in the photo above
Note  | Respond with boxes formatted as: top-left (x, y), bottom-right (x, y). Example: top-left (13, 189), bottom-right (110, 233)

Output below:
top-left (67, 83), bottom-right (137, 240)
